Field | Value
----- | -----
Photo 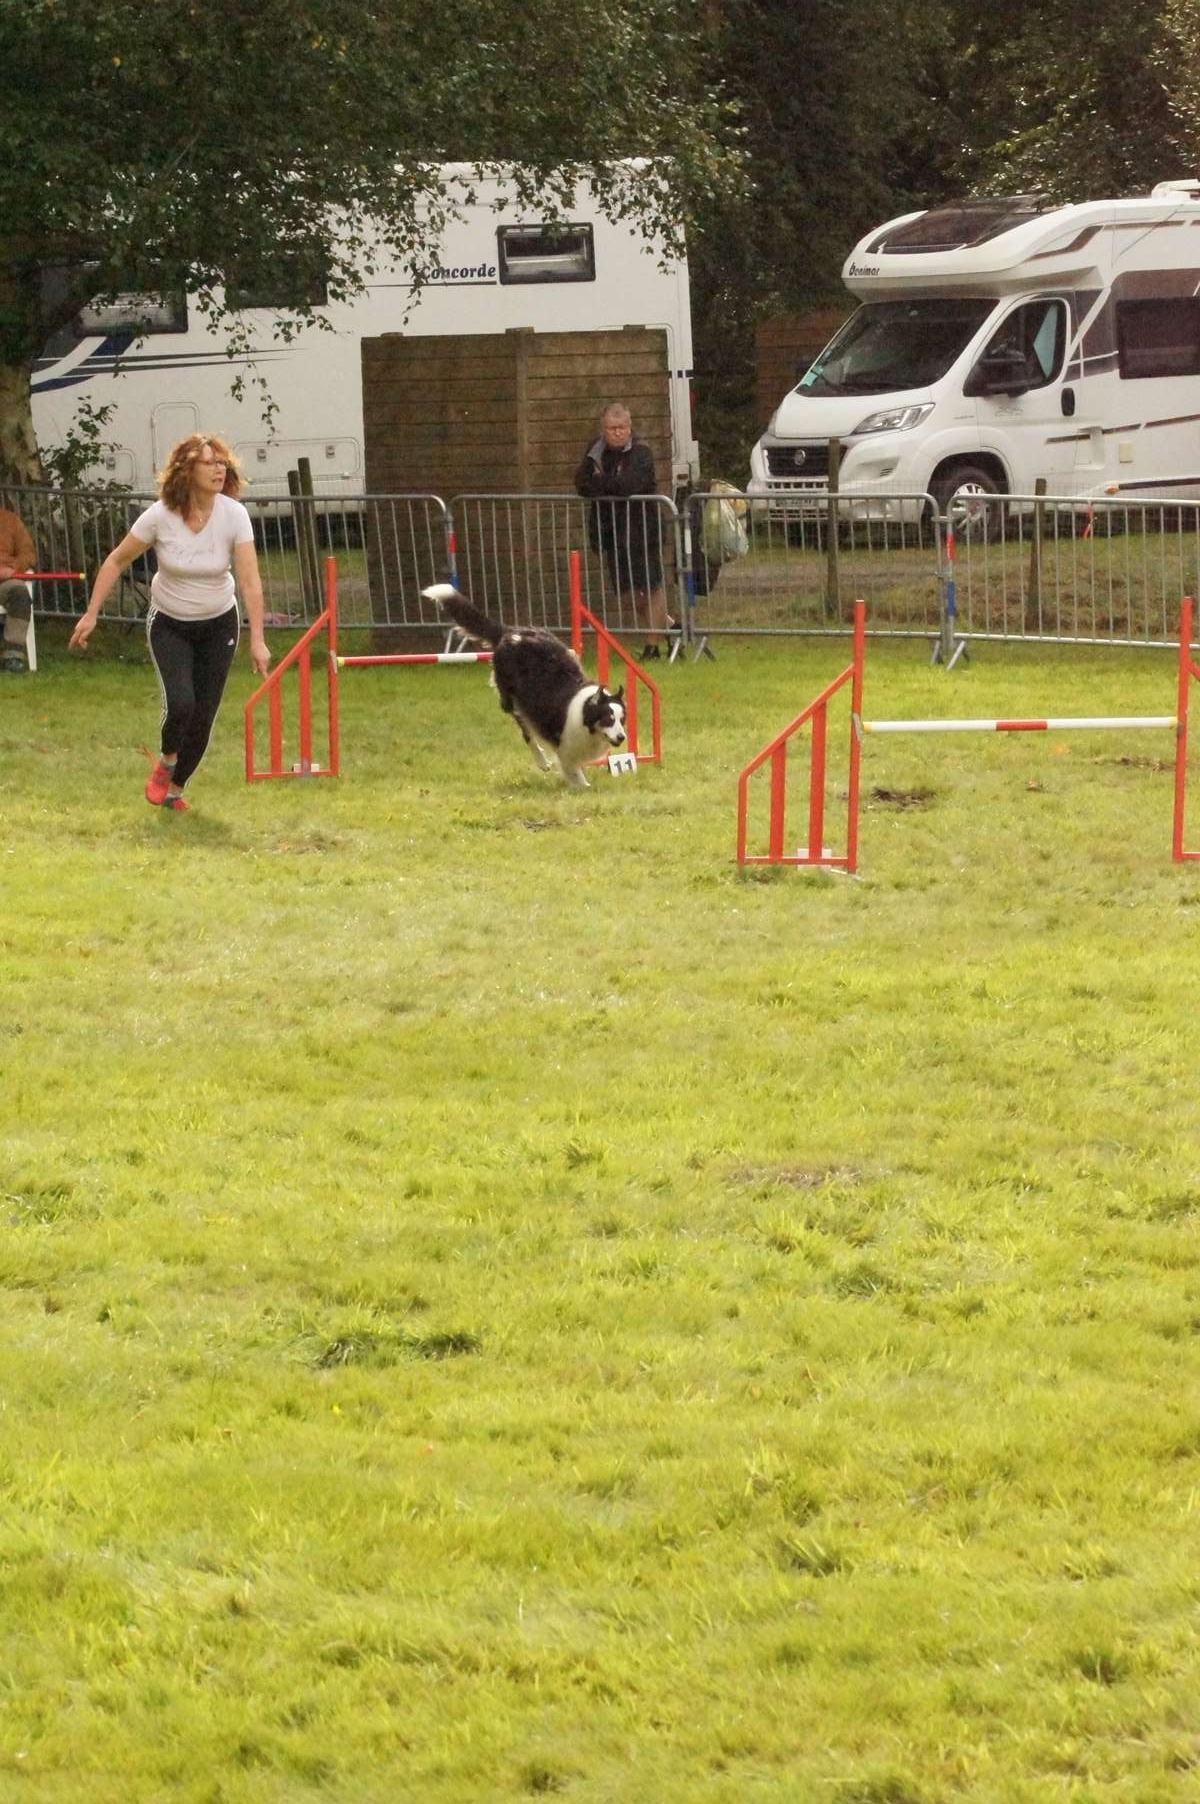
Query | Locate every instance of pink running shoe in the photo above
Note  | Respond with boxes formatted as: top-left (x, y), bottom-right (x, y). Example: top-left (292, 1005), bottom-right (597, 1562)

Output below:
top-left (158, 794), bottom-right (188, 813)
top-left (145, 759), bottom-right (175, 805)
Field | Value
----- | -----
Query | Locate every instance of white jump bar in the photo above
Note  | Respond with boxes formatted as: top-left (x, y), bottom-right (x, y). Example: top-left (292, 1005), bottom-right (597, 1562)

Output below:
top-left (861, 715), bottom-right (1177, 734)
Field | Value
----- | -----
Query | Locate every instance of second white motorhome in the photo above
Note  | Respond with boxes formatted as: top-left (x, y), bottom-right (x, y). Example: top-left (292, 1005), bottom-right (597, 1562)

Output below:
top-left (749, 179), bottom-right (1200, 518)
top-left (32, 165), bottom-right (697, 496)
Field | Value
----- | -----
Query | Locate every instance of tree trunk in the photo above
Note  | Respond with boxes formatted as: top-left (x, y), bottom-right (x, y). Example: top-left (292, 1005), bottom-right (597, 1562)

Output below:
top-left (0, 253), bottom-right (49, 488)
top-left (0, 356), bottom-right (42, 491)
top-left (0, 360), bottom-right (43, 489)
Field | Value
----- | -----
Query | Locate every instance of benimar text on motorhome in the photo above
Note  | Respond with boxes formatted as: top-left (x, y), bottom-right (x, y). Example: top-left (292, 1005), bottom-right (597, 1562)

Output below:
top-left (748, 179), bottom-right (1200, 520)
top-left (32, 164), bottom-right (697, 496)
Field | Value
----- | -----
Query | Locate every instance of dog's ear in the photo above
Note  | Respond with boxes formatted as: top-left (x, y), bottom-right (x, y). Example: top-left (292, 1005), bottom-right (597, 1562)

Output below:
top-left (612, 685), bottom-right (625, 702)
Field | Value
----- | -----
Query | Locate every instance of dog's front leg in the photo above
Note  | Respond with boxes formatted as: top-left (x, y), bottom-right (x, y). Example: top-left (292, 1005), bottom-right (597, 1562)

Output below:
top-left (561, 760), bottom-right (591, 789)
top-left (513, 711), bottom-right (553, 772)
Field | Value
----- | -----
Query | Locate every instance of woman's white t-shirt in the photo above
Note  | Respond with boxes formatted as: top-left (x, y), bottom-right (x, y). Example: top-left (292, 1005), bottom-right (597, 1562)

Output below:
top-left (130, 495), bottom-right (255, 621)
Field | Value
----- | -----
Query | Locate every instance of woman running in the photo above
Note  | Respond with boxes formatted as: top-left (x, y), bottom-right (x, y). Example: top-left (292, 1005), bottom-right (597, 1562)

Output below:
top-left (70, 432), bottom-right (270, 810)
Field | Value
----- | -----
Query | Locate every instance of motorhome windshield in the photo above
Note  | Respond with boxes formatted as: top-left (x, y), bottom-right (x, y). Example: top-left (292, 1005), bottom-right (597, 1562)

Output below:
top-left (798, 299), bottom-right (994, 397)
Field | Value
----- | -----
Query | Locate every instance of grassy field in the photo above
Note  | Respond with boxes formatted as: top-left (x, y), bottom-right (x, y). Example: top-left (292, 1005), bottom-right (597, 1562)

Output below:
top-left (3, 619), bottom-right (1200, 1803)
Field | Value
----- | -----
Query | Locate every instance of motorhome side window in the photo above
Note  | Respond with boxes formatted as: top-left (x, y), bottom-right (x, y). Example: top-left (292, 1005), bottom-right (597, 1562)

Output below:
top-left (40, 286), bottom-right (187, 354)
top-left (497, 223), bottom-right (595, 284)
top-left (972, 300), bottom-right (1067, 391)
top-left (1116, 297), bottom-right (1200, 379)
top-left (225, 254), bottom-right (330, 311)
top-left (75, 292), bottom-right (187, 336)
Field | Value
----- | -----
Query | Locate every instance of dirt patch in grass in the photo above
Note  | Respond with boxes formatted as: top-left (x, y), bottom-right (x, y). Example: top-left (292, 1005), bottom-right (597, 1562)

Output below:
top-left (1107, 755), bottom-right (1171, 773)
top-left (729, 1164), bottom-right (862, 1190)
top-left (869, 786), bottom-right (937, 809)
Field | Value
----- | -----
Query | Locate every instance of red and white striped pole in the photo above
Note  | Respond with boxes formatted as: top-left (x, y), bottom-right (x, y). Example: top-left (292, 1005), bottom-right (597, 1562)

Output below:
top-left (336, 650), bottom-right (493, 668)
top-left (10, 570), bottom-right (85, 582)
top-left (862, 715), bottom-right (1176, 734)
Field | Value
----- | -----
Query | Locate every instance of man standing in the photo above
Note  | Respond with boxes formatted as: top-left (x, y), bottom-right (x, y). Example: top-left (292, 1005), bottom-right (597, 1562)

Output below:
top-left (574, 402), bottom-right (678, 660)
top-left (0, 506), bottom-right (36, 674)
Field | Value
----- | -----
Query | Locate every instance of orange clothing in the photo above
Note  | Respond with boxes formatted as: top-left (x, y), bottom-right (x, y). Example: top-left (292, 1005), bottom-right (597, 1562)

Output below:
top-left (0, 508), bottom-right (35, 575)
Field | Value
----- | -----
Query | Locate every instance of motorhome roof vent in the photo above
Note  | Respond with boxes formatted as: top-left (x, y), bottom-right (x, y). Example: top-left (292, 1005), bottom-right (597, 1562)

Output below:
top-left (867, 196), bottom-right (1056, 256)
top-left (1151, 179), bottom-right (1200, 200)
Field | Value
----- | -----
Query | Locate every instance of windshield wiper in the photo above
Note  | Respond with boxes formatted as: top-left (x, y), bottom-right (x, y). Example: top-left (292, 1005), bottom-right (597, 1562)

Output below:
top-left (835, 375), bottom-right (896, 394)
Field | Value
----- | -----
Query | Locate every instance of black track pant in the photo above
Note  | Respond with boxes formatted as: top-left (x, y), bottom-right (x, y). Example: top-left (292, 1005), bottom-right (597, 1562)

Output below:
top-left (147, 604), bottom-right (240, 789)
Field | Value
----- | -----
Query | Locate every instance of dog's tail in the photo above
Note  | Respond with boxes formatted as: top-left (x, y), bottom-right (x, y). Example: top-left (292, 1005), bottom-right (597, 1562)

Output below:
top-left (423, 583), bottom-right (506, 647)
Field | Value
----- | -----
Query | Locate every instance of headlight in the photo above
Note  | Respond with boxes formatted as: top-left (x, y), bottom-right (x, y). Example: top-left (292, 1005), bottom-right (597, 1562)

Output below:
top-left (852, 403), bottom-right (935, 435)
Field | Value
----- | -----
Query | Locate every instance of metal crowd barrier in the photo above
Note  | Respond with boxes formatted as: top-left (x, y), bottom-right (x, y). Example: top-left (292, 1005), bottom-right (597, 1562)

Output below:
top-left (7, 479), bottom-right (1200, 657)
top-left (936, 491), bottom-right (1200, 651)
top-left (1, 485), bottom-right (686, 645)
top-left (681, 486), bottom-right (1200, 656)
top-left (449, 492), bottom-right (683, 643)
top-left (0, 485), bottom-right (148, 622)
top-left (681, 488), bottom-right (943, 650)
top-left (0, 486), bottom-right (453, 633)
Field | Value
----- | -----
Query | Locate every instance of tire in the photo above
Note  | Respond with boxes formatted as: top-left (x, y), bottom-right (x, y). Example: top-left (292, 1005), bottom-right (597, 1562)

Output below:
top-left (929, 463), bottom-right (1003, 538)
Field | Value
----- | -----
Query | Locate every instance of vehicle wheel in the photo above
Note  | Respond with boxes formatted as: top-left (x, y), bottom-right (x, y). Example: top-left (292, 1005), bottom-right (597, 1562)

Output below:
top-left (929, 463), bottom-right (1003, 538)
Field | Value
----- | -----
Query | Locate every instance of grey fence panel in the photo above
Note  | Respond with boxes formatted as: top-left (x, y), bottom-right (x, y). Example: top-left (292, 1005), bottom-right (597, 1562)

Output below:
top-left (450, 493), bottom-right (684, 640)
top-left (228, 491), bottom-right (453, 629)
top-left (359, 495), bottom-right (453, 628)
top-left (0, 486), bottom-right (453, 631)
top-left (945, 494), bottom-right (1200, 649)
top-left (0, 484), bottom-right (153, 621)
top-left (683, 490), bottom-right (943, 643)
top-left (17, 478), bottom-right (1193, 649)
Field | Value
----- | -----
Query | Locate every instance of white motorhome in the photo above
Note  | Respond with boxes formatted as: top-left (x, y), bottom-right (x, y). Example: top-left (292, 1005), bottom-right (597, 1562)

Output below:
top-left (748, 179), bottom-right (1200, 518)
top-left (32, 166), bottom-right (697, 495)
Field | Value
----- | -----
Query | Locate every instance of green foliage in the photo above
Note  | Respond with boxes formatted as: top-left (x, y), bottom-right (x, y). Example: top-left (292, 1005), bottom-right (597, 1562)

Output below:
top-left (37, 399), bottom-right (123, 491)
top-left (924, 0), bottom-right (1179, 199)
top-left (3, 628), bottom-right (1200, 1796)
top-left (1160, 0), bottom-right (1200, 161)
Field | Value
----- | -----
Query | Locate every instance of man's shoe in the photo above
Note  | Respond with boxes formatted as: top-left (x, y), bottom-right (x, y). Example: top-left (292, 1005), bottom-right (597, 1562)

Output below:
top-left (639, 643), bottom-right (661, 662)
top-left (0, 651), bottom-right (26, 674)
top-left (144, 760), bottom-right (176, 805)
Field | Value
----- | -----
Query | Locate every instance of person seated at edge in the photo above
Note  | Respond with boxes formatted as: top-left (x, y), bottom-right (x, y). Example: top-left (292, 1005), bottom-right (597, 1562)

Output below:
top-left (574, 402), bottom-right (679, 660)
top-left (0, 504), bottom-right (37, 674)
top-left (69, 433), bottom-right (270, 811)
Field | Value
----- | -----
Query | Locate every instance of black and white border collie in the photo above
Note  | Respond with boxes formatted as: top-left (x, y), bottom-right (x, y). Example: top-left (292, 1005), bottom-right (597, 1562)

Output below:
top-left (424, 584), bottom-right (626, 789)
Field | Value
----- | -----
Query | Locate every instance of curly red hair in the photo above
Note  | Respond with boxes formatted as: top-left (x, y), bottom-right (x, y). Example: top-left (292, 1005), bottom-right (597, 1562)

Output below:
top-left (158, 433), bottom-right (243, 512)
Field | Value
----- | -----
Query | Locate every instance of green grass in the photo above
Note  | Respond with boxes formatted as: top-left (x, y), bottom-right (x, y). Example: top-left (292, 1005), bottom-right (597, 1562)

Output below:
top-left (4, 621), bottom-right (1200, 1802)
